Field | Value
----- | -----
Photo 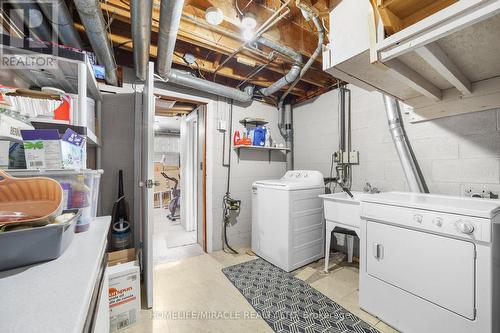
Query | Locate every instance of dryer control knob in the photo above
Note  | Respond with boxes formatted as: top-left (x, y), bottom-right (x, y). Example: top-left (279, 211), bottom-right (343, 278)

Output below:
top-left (433, 217), bottom-right (443, 227)
top-left (456, 220), bottom-right (474, 234)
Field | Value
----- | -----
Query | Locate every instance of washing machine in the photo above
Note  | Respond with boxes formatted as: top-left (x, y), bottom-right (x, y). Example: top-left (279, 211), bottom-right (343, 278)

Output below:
top-left (251, 170), bottom-right (325, 272)
top-left (359, 192), bottom-right (500, 333)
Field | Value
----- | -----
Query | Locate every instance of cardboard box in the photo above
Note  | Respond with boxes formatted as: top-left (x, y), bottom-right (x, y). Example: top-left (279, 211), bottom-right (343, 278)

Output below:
top-left (21, 128), bottom-right (86, 169)
top-left (108, 249), bottom-right (140, 332)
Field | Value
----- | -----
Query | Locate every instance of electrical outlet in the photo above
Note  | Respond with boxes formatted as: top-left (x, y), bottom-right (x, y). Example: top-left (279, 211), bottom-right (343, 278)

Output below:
top-left (217, 120), bottom-right (227, 131)
top-left (349, 151), bottom-right (359, 164)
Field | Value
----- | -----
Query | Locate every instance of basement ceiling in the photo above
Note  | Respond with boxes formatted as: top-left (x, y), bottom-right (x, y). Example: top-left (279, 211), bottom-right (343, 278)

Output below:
top-left (71, 0), bottom-right (341, 105)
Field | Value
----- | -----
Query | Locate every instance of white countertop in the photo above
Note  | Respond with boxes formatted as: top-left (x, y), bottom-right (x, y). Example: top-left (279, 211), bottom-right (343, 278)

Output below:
top-left (0, 216), bottom-right (111, 333)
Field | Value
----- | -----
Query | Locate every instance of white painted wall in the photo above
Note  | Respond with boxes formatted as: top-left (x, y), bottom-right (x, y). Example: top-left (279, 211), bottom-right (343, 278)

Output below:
top-left (294, 84), bottom-right (500, 196)
top-left (206, 98), bottom-right (286, 251)
top-left (294, 84), bottom-right (500, 253)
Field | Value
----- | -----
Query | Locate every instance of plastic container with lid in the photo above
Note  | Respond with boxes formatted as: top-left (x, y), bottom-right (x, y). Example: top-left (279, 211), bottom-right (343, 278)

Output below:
top-left (6, 169), bottom-right (103, 232)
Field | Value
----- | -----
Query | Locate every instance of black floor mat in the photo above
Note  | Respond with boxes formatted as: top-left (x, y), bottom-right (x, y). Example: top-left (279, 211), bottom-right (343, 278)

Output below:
top-left (222, 258), bottom-right (380, 333)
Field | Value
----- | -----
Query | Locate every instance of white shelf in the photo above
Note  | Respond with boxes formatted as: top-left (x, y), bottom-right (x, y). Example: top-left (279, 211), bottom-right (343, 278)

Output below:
top-left (0, 34), bottom-right (102, 102)
top-left (324, 1), bottom-right (500, 121)
top-left (233, 145), bottom-right (290, 163)
top-left (233, 145), bottom-right (290, 151)
top-left (0, 113), bottom-right (34, 142)
top-left (29, 119), bottom-right (100, 146)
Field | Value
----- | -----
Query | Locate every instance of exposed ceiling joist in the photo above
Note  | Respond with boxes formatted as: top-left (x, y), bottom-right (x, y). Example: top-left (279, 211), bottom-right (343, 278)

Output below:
top-left (99, 0), bottom-right (335, 88)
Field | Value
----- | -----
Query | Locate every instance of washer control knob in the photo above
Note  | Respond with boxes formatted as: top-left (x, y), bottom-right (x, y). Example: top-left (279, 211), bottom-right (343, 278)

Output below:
top-left (433, 217), bottom-right (443, 227)
top-left (413, 214), bottom-right (423, 224)
top-left (456, 220), bottom-right (474, 234)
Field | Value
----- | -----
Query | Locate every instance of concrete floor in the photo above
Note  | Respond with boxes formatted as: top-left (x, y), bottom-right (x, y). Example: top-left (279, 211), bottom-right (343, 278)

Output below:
top-left (122, 249), bottom-right (400, 333)
top-left (153, 208), bottom-right (200, 265)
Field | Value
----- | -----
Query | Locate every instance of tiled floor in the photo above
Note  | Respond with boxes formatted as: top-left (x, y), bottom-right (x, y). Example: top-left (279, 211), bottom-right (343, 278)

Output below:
top-left (122, 249), bottom-right (400, 333)
top-left (153, 208), bottom-right (199, 264)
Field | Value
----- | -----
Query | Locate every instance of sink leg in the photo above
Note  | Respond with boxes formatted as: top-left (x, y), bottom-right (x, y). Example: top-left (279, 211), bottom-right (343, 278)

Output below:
top-left (346, 234), bottom-right (354, 263)
top-left (324, 222), bottom-right (335, 273)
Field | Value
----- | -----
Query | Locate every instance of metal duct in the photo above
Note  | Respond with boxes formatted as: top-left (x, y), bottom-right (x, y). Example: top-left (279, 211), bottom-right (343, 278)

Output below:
top-left (278, 14), bottom-right (324, 110)
top-left (155, 0), bottom-right (253, 102)
top-left (157, 0), bottom-right (185, 77)
top-left (259, 64), bottom-right (301, 97)
top-left (37, 0), bottom-right (83, 48)
top-left (277, 2), bottom-right (324, 170)
top-left (257, 37), bottom-right (302, 96)
top-left (165, 69), bottom-right (254, 102)
top-left (383, 95), bottom-right (428, 193)
top-left (131, 0), bottom-right (153, 80)
top-left (73, 0), bottom-right (118, 86)
top-left (9, 2), bottom-right (52, 42)
top-left (257, 37), bottom-right (302, 63)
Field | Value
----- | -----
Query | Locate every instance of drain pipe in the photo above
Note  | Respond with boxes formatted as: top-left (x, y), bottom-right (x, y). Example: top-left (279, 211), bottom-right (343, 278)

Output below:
top-left (74, 0), bottom-right (118, 86)
top-left (383, 95), bottom-right (428, 193)
top-left (131, 0), bottom-right (153, 81)
top-left (284, 104), bottom-right (294, 170)
top-left (277, 2), bottom-right (324, 170)
top-left (37, 0), bottom-right (83, 48)
top-left (257, 37), bottom-right (303, 97)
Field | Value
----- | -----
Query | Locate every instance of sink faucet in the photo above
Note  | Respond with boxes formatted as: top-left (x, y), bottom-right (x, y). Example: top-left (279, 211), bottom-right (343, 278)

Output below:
top-left (364, 182), bottom-right (380, 194)
top-left (324, 177), bottom-right (354, 198)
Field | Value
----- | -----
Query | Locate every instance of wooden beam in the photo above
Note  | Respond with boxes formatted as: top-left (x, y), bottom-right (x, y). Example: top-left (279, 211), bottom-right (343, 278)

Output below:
top-left (386, 59), bottom-right (442, 101)
top-left (376, 1), bottom-right (403, 35)
top-left (414, 42), bottom-right (472, 95)
top-left (99, 0), bottom-right (334, 88)
top-left (77, 23), bottom-right (308, 97)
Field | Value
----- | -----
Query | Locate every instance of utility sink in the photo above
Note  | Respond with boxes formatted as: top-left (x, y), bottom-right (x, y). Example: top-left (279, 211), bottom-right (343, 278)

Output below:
top-left (319, 191), bottom-right (364, 230)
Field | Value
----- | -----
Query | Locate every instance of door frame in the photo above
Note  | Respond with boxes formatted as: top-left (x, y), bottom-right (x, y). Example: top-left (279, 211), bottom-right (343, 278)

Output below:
top-left (152, 87), bottom-right (213, 253)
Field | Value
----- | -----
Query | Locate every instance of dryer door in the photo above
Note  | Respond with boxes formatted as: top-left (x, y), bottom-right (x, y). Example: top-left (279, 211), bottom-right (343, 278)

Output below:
top-left (366, 221), bottom-right (476, 319)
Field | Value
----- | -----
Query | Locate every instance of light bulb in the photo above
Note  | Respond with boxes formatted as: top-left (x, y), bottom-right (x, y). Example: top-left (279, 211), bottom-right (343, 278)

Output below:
top-left (241, 13), bottom-right (257, 30)
top-left (205, 7), bottom-right (224, 25)
top-left (242, 28), bottom-right (255, 42)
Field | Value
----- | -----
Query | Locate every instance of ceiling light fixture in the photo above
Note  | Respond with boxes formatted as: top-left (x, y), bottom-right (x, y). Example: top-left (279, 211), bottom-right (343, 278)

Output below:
top-left (241, 13), bottom-right (257, 30)
top-left (242, 28), bottom-right (255, 42)
top-left (205, 7), bottom-right (224, 26)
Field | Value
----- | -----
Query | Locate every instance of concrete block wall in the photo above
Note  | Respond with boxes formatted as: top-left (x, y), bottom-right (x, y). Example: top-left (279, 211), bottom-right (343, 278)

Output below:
top-left (294, 85), bottom-right (500, 253)
top-left (294, 85), bottom-right (500, 197)
top-left (206, 98), bottom-right (286, 251)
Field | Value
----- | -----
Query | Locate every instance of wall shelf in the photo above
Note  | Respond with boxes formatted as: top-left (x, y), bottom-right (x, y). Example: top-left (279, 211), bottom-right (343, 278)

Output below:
top-left (0, 113), bottom-right (34, 142)
top-left (0, 34), bottom-right (102, 102)
top-left (233, 145), bottom-right (290, 163)
top-left (239, 118), bottom-right (268, 127)
top-left (31, 120), bottom-right (100, 146)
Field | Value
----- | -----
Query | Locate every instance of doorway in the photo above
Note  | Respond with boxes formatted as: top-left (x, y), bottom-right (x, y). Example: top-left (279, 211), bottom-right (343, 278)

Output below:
top-left (152, 96), bottom-right (206, 264)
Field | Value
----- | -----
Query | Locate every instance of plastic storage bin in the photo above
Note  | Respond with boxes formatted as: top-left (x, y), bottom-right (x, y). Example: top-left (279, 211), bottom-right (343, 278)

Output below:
top-left (7, 169), bottom-right (103, 232)
top-left (0, 209), bottom-right (81, 271)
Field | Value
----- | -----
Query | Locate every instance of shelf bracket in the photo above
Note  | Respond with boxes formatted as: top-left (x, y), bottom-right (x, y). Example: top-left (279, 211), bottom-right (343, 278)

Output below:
top-left (415, 42), bottom-right (472, 95)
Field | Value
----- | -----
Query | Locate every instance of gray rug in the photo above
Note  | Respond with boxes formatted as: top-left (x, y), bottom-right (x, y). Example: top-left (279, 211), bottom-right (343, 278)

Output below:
top-left (222, 258), bottom-right (380, 333)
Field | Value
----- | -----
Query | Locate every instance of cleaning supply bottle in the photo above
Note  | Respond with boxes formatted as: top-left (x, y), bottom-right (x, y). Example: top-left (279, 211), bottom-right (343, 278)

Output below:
top-left (233, 130), bottom-right (241, 145)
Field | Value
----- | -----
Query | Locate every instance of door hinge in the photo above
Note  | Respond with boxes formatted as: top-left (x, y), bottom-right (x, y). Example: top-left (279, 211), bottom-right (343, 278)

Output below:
top-left (200, 161), bottom-right (203, 170)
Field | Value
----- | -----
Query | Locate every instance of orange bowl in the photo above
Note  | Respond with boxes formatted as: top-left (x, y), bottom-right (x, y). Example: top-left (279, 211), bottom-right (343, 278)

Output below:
top-left (0, 170), bottom-right (63, 225)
